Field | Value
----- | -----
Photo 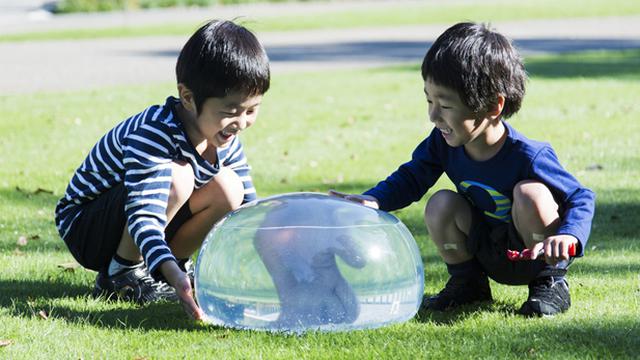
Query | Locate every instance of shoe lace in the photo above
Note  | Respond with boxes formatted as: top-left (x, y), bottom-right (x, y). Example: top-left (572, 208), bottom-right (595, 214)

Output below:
top-left (529, 277), bottom-right (556, 298)
top-left (136, 271), bottom-right (173, 294)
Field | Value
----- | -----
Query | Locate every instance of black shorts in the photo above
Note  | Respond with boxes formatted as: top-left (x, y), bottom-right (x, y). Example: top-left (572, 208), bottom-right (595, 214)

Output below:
top-left (62, 183), bottom-right (192, 272)
top-left (467, 207), bottom-right (548, 285)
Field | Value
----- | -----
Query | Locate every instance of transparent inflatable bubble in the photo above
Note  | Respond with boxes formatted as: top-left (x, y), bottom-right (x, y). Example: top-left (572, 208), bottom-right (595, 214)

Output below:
top-left (195, 192), bottom-right (424, 333)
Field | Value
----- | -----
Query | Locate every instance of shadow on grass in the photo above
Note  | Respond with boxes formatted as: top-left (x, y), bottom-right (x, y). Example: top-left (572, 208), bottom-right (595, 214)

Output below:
top-left (139, 40), bottom-right (640, 80)
top-left (416, 303), bottom-right (639, 358)
top-left (432, 315), bottom-right (640, 358)
top-left (0, 278), bottom-right (218, 331)
top-left (416, 300), bottom-right (518, 325)
top-left (0, 186), bottom-right (59, 209)
top-left (591, 198), bottom-right (640, 242)
top-left (379, 49), bottom-right (640, 80)
top-left (525, 49), bottom-right (640, 79)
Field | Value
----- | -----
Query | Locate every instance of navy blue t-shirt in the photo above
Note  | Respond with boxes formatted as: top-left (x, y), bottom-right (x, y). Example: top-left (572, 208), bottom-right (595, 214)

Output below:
top-left (364, 122), bottom-right (595, 255)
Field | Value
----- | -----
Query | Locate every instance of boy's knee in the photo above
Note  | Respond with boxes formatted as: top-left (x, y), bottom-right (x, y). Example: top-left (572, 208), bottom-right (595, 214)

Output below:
top-left (424, 190), bottom-right (460, 222)
top-left (170, 161), bottom-right (195, 207)
top-left (513, 180), bottom-right (558, 215)
top-left (425, 190), bottom-right (461, 227)
top-left (212, 167), bottom-right (244, 210)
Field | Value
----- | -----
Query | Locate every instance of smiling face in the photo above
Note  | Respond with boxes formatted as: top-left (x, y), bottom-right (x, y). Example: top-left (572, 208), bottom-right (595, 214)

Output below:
top-left (178, 84), bottom-right (263, 149)
top-left (424, 78), bottom-right (507, 161)
top-left (424, 77), bottom-right (493, 148)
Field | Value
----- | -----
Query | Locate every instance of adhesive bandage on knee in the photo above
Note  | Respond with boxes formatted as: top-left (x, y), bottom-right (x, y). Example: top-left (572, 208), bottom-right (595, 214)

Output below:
top-left (443, 243), bottom-right (458, 250)
top-left (532, 233), bottom-right (545, 242)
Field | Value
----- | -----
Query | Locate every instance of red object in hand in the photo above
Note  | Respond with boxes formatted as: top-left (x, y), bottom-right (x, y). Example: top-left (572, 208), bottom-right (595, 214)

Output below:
top-left (506, 243), bottom-right (576, 261)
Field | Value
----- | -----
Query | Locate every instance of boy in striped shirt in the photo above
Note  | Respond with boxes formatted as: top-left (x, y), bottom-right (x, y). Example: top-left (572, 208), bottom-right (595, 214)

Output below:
top-left (55, 20), bottom-right (269, 319)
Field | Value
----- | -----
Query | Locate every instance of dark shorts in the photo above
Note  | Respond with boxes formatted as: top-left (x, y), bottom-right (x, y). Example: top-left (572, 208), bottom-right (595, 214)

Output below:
top-left (467, 207), bottom-right (548, 285)
top-left (63, 183), bottom-right (192, 272)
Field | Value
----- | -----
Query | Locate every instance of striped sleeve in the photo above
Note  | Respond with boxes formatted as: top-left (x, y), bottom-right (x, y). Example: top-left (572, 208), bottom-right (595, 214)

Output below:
top-left (122, 122), bottom-right (177, 275)
top-left (221, 137), bottom-right (257, 203)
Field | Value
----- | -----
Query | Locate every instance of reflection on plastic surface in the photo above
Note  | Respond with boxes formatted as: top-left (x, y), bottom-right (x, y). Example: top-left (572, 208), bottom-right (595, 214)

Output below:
top-left (195, 193), bottom-right (424, 333)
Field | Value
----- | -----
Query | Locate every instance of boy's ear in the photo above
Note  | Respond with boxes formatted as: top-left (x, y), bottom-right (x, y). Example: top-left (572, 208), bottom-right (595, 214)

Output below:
top-left (177, 83), bottom-right (196, 113)
top-left (487, 95), bottom-right (506, 119)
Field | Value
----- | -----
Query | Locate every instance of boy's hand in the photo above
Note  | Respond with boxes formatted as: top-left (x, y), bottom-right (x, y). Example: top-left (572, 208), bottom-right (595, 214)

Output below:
top-left (328, 190), bottom-right (380, 209)
top-left (529, 235), bottom-right (578, 265)
top-left (160, 261), bottom-right (204, 321)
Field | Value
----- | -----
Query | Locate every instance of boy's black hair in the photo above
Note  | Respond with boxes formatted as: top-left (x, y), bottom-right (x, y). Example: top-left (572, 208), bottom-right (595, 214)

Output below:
top-left (421, 22), bottom-right (526, 119)
top-left (176, 20), bottom-right (270, 113)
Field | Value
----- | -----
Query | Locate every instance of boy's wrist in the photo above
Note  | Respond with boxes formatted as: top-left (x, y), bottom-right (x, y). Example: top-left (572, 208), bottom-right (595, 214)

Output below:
top-left (159, 259), bottom-right (184, 287)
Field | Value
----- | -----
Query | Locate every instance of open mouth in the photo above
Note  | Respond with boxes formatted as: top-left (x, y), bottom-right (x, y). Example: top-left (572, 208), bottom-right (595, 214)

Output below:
top-left (219, 129), bottom-right (236, 141)
top-left (439, 127), bottom-right (452, 135)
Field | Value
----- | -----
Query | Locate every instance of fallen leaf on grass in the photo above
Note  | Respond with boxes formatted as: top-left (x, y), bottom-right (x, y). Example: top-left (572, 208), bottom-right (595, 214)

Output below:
top-left (57, 262), bottom-right (79, 272)
top-left (0, 339), bottom-right (13, 347)
top-left (13, 248), bottom-right (24, 256)
top-left (34, 188), bottom-right (53, 195)
top-left (15, 186), bottom-right (54, 196)
top-left (38, 310), bottom-right (49, 320)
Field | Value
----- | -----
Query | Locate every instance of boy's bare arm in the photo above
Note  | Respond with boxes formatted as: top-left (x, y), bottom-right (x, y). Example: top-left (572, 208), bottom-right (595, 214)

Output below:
top-left (328, 190), bottom-right (380, 209)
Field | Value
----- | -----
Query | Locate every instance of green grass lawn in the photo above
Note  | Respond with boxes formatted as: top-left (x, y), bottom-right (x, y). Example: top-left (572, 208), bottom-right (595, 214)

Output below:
top-left (1, 49), bottom-right (639, 358)
top-left (2, 0), bottom-right (640, 42)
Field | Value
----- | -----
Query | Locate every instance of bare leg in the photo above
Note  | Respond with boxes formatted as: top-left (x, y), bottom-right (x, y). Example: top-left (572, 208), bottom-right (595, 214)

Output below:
top-left (115, 161), bottom-right (195, 262)
top-left (169, 167), bottom-right (244, 259)
top-left (424, 190), bottom-right (473, 264)
top-left (512, 181), bottom-right (572, 317)
top-left (511, 180), bottom-right (560, 249)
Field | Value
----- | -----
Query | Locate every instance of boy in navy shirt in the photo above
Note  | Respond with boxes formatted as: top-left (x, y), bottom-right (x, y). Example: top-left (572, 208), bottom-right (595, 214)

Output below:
top-left (55, 20), bottom-right (269, 319)
top-left (333, 22), bottom-right (595, 316)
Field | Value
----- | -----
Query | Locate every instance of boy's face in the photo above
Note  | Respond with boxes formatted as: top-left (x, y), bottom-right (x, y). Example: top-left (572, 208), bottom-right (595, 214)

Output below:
top-left (424, 78), bottom-right (494, 148)
top-left (183, 89), bottom-right (263, 148)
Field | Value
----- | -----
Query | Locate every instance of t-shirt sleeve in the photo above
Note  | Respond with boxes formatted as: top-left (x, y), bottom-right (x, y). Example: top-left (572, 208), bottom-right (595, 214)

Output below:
top-left (122, 122), bottom-right (178, 275)
top-left (364, 134), bottom-right (444, 211)
top-left (221, 137), bottom-right (257, 203)
top-left (530, 146), bottom-right (596, 256)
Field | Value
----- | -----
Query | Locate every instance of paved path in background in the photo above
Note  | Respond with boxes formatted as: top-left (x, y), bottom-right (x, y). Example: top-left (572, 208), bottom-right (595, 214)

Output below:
top-left (1, 2), bottom-right (639, 94)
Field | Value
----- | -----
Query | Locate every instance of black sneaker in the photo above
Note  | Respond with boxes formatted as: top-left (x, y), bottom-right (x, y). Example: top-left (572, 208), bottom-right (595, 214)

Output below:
top-left (422, 275), bottom-right (493, 311)
top-left (93, 264), bottom-right (179, 305)
top-left (518, 276), bottom-right (571, 316)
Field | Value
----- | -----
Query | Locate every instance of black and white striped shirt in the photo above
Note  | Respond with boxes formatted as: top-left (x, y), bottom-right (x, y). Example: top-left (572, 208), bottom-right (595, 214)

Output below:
top-left (55, 96), bottom-right (257, 275)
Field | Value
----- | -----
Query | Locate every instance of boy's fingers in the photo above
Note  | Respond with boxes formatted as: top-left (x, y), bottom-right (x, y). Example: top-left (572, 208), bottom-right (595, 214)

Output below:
top-left (561, 242), bottom-right (570, 260)
top-left (180, 290), bottom-right (203, 320)
top-left (548, 240), bottom-right (556, 259)
top-left (180, 297), bottom-right (203, 320)
top-left (543, 239), bottom-right (561, 265)
top-left (344, 195), bottom-right (365, 203)
top-left (177, 278), bottom-right (203, 320)
top-left (328, 190), bottom-right (348, 198)
top-left (530, 242), bottom-right (544, 260)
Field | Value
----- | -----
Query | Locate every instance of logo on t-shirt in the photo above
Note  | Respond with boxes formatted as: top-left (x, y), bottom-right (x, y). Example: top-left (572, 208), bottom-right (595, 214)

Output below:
top-left (459, 180), bottom-right (511, 222)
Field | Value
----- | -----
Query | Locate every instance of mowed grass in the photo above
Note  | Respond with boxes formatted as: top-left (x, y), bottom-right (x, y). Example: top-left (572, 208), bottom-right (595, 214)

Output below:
top-left (1, 0), bottom-right (640, 42)
top-left (1, 49), bottom-right (639, 358)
